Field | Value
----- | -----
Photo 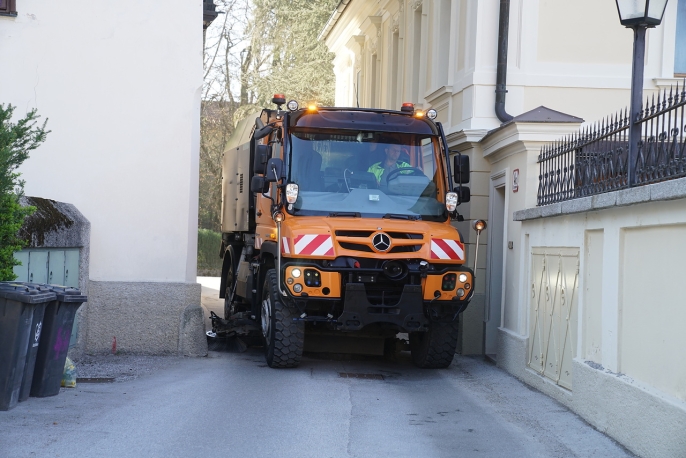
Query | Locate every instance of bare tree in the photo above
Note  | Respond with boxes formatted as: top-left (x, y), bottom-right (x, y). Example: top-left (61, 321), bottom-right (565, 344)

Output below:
top-left (199, 0), bottom-right (337, 232)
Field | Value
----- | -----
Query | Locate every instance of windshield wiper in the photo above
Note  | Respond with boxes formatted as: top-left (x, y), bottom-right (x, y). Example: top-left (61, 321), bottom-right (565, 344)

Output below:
top-left (382, 213), bottom-right (421, 221)
top-left (329, 212), bottom-right (360, 218)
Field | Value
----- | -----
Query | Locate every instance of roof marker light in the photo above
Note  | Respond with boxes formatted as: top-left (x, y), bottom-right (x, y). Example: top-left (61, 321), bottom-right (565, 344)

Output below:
top-left (427, 109), bottom-right (438, 120)
top-left (400, 102), bottom-right (414, 113)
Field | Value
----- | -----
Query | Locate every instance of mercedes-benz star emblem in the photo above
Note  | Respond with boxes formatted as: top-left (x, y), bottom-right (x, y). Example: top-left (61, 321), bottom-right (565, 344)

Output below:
top-left (372, 232), bottom-right (391, 252)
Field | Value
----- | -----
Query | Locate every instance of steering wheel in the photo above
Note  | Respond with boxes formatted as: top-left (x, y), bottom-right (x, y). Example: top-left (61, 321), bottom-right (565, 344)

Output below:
top-left (385, 167), bottom-right (425, 183)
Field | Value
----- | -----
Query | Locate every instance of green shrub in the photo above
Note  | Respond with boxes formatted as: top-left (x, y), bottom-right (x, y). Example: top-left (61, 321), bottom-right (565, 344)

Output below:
top-left (0, 104), bottom-right (49, 281)
top-left (197, 228), bottom-right (222, 276)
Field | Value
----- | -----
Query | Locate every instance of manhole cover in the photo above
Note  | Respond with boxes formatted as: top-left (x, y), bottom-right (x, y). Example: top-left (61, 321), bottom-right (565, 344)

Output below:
top-left (338, 373), bottom-right (384, 380)
top-left (76, 377), bottom-right (115, 383)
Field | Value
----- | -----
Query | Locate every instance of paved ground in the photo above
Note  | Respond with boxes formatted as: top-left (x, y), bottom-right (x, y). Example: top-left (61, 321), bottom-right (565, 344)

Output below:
top-left (0, 278), bottom-right (634, 457)
top-left (0, 347), bottom-right (633, 458)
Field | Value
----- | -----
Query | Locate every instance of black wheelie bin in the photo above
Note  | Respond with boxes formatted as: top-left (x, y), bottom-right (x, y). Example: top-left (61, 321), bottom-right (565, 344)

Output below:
top-left (0, 283), bottom-right (56, 410)
top-left (30, 285), bottom-right (87, 398)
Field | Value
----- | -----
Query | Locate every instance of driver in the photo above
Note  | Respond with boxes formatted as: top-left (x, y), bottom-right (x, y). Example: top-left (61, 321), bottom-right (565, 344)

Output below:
top-left (368, 143), bottom-right (412, 186)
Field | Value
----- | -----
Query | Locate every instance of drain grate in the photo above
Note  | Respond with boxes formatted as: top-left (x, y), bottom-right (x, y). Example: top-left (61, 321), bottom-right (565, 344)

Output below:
top-left (76, 377), bottom-right (115, 384)
top-left (338, 372), bottom-right (384, 380)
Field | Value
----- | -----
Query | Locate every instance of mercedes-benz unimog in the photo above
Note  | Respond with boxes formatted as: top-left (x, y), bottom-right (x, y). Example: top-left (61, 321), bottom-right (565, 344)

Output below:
top-left (214, 95), bottom-right (481, 368)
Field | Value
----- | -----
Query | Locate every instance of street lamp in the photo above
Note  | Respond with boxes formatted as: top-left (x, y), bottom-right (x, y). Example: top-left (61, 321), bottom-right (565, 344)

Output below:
top-left (614, 0), bottom-right (669, 185)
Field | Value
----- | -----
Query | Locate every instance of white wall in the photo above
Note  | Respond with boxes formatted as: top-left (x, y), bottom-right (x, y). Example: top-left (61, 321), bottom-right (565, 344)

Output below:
top-left (0, 0), bottom-right (202, 283)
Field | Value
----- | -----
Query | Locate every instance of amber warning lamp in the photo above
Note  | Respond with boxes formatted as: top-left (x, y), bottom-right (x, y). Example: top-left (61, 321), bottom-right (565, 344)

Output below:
top-left (400, 102), bottom-right (414, 113)
top-left (272, 93), bottom-right (286, 107)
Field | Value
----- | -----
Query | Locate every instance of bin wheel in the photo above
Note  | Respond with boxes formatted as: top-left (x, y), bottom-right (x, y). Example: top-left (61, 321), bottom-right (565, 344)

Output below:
top-left (261, 269), bottom-right (304, 368)
top-left (409, 320), bottom-right (459, 368)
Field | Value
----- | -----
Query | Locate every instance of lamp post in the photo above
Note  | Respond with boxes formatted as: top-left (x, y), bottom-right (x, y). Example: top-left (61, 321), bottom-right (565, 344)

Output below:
top-left (615, 0), bottom-right (669, 186)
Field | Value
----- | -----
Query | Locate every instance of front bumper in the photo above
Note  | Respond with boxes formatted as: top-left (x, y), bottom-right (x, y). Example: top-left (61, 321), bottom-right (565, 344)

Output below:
top-left (335, 282), bottom-right (471, 332)
top-left (337, 283), bottom-right (428, 331)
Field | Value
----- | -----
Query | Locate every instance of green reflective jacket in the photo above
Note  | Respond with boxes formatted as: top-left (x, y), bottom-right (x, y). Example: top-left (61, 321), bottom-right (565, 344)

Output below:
top-left (368, 161), bottom-right (412, 184)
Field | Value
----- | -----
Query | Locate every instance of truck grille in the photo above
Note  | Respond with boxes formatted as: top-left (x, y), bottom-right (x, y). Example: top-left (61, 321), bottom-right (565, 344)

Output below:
top-left (335, 230), bottom-right (424, 254)
top-left (335, 230), bottom-right (374, 237)
top-left (339, 242), bottom-right (373, 252)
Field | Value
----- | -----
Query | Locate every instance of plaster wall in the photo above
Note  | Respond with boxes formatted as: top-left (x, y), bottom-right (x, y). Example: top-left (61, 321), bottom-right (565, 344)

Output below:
top-left (501, 188), bottom-right (686, 458)
top-left (0, 0), bottom-right (202, 283)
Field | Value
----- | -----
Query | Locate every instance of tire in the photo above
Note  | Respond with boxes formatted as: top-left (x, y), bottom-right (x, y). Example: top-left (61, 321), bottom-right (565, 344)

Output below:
top-left (261, 268), bottom-right (304, 368)
top-left (409, 320), bottom-right (459, 368)
top-left (224, 245), bottom-right (239, 319)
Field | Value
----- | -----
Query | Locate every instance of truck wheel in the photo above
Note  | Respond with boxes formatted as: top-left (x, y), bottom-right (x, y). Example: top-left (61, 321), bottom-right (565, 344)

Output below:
top-left (224, 245), bottom-right (239, 319)
top-left (409, 320), bottom-right (459, 368)
top-left (261, 268), bottom-right (304, 368)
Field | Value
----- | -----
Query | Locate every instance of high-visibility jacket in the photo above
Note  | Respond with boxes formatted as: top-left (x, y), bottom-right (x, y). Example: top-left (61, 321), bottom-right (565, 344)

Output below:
top-left (368, 160), bottom-right (412, 184)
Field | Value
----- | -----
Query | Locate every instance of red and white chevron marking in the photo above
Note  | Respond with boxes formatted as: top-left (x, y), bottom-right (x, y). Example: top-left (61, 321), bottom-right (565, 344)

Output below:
top-left (293, 234), bottom-right (334, 256)
top-left (430, 239), bottom-right (465, 260)
top-left (281, 237), bottom-right (291, 254)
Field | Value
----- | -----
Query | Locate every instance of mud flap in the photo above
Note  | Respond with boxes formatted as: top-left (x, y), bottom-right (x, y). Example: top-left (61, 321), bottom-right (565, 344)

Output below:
top-left (337, 283), bottom-right (429, 332)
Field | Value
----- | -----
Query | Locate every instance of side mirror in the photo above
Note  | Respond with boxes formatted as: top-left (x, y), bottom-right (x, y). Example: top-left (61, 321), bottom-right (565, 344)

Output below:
top-left (456, 185), bottom-right (470, 204)
top-left (453, 153), bottom-right (470, 185)
top-left (265, 157), bottom-right (285, 183)
top-left (254, 117), bottom-right (273, 140)
top-left (250, 176), bottom-right (270, 194)
top-left (253, 144), bottom-right (271, 175)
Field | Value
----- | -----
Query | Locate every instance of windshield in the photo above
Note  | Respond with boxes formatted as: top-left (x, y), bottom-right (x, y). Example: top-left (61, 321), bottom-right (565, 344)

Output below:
top-left (287, 129), bottom-right (447, 221)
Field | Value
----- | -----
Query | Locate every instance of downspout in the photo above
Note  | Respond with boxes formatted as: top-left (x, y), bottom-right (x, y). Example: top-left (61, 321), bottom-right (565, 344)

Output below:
top-left (495, 0), bottom-right (513, 123)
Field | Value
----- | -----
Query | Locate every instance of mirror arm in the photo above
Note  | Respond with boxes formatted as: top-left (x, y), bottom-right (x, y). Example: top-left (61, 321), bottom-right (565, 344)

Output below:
top-left (436, 122), bottom-right (454, 192)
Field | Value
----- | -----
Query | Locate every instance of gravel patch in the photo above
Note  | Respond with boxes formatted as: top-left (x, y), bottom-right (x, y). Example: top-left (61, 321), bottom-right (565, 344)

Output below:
top-left (71, 354), bottom-right (185, 382)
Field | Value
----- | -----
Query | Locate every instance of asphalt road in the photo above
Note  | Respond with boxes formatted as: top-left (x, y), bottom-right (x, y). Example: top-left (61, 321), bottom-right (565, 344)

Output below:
top-left (0, 347), bottom-right (633, 458)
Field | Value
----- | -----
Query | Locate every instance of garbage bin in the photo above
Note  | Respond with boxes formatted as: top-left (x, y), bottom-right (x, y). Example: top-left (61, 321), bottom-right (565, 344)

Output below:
top-left (30, 285), bottom-right (87, 398)
top-left (0, 283), bottom-right (56, 411)
top-left (18, 296), bottom-right (50, 402)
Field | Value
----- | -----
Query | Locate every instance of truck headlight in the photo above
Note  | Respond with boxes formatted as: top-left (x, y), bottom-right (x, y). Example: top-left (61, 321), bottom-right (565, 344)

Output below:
top-left (459, 273), bottom-right (468, 283)
top-left (286, 183), bottom-right (299, 204)
top-left (446, 192), bottom-right (458, 212)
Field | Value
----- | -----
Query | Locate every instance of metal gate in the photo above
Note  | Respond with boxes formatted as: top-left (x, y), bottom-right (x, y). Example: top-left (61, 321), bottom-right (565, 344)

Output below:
top-left (528, 247), bottom-right (579, 390)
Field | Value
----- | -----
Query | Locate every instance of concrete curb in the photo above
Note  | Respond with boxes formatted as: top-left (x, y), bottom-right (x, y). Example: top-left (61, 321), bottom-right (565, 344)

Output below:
top-left (178, 304), bottom-right (208, 357)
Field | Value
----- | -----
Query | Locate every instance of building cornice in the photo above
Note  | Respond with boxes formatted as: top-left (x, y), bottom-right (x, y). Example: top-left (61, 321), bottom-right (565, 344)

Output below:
top-left (445, 128), bottom-right (489, 147)
top-left (425, 85), bottom-right (452, 104)
top-left (319, 0), bottom-right (353, 42)
top-left (481, 122), bottom-right (582, 164)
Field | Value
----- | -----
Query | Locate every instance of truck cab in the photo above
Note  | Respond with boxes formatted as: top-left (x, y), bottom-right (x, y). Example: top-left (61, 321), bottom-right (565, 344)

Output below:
top-left (218, 96), bottom-right (477, 369)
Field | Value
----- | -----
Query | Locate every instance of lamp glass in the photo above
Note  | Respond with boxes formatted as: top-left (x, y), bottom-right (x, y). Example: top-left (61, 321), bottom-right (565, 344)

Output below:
top-left (616, 0), bottom-right (668, 25)
top-left (646, 0), bottom-right (668, 21)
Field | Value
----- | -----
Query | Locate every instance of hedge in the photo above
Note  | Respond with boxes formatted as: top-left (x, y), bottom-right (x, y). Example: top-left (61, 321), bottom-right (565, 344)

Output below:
top-left (197, 228), bottom-right (223, 277)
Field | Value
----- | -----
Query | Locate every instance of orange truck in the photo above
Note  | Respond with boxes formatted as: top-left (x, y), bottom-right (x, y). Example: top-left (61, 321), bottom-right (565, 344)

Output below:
top-left (214, 95), bottom-right (482, 368)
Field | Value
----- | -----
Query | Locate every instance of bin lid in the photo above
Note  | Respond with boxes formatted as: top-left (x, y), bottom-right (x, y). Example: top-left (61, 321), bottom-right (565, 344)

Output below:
top-left (28, 283), bottom-right (87, 303)
top-left (0, 282), bottom-right (56, 304)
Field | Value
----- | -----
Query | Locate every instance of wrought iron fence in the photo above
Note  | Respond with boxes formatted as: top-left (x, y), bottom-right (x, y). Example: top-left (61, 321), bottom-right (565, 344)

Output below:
top-left (537, 80), bottom-right (686, 206)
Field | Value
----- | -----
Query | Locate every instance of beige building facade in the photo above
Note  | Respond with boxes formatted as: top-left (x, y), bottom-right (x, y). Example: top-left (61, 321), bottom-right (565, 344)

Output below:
top-left (1, 0), bottom-right (216, 356)
top-left (323, 1), bottom-right (686, 456)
